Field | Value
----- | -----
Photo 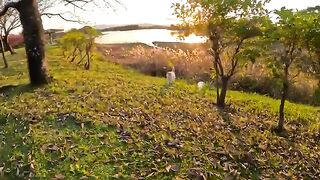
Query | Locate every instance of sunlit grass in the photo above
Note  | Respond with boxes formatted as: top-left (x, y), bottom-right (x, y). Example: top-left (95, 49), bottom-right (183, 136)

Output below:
top-left (0, 46), bottom-right (319, 179)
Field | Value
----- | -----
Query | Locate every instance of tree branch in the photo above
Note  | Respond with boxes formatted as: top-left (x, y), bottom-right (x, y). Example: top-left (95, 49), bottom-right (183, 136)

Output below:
top-left (228, 39), bottom-right (244, 77)
top-left (42, 13), bottom-right (80, 22)
top-left (63, 0), bottom-right (91, 10)
top-left (0, 2), bottom-right (18, 16)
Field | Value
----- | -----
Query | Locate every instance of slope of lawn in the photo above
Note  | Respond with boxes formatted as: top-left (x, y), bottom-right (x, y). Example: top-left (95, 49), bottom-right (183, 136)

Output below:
top-left (0, 46), bottom-right (319, 179)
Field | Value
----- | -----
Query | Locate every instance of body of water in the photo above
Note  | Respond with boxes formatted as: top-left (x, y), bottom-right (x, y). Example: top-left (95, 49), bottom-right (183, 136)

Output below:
top-left (95, 29), bottom-right (206, 46)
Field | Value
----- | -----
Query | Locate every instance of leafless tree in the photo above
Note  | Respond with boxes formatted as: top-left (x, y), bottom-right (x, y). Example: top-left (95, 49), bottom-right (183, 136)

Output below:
top-left (0, 8), bottom-right (19, 54)
top-left (0, 30), bottom-right (7, 68)
top-left (0, 0), bottom-right (121, 85)
top-left (0, 0), bottom-right (57, 55)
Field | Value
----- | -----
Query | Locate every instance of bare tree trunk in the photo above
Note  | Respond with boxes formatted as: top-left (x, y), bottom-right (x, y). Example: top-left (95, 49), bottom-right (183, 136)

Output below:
top-left (217, 76), bottom-right (229, 108)
top-left (85, 51), bottom-right (90, 70)
top-left (278, 65), bottom-right (289, 131)
top-left (211, 41), bottom-right (224, 108)
top-left (3, 34), bottom-right (15, 55)
top-left (213, 61), bottom-right (220, 104)
top-left (84, 43), bottom-right (92, 70)
top-left (49, 33), bottom-right (53, 45)
top-left (16, 0), bottom-right (49, 85)
top-left (68, 47), bottom-right (79, 62)
top-left (0, 37), bottom-right (8, 68)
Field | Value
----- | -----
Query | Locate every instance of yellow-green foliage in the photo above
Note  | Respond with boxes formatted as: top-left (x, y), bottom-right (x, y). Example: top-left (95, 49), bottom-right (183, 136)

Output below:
top-left (58, 27), bottom-right (101, 69)
top-left (58, 31), bottom-right (86, 53)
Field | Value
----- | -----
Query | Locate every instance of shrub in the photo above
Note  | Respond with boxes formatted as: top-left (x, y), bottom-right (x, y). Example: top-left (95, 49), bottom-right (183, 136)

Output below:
top-left (58, 27), bottom-right (101, 70)
top-left (8, 34), bottom-right (24, 48)
top-left (314, 87), bottom-right (320, 104)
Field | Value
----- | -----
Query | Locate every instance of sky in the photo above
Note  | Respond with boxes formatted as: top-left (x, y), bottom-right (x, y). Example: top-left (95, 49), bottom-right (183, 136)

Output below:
top-left (41, 0), bottom-right (320, 30)
top-left (42, 0), bottom-right (180, 30)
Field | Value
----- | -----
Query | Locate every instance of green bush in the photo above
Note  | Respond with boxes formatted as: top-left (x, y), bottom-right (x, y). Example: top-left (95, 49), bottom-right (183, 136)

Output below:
top-left (233, 76), bottom-right (282, 97)
top-left (314, 87), bottom-right (320, 104)
top-left (232, 75), bottom-right (317, 105)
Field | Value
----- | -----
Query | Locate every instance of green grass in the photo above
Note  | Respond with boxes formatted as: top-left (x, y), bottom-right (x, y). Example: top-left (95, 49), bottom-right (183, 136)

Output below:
top-left (0, 46), bottom-right (319, 179)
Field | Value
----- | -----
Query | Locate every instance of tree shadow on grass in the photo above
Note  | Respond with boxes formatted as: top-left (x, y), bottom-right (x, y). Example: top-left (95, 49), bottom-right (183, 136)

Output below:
top-left (217, 107), bottom-right (241, 135)
top-left (0, 115), bottom-right (32, 179)
top-left (217, 107), bottom-right (264, 179)
top-left (28, 113), bottom-right (124, 178)
top-left (0, 84), bottom-right (37, 99)
top-left (0, 113), bottom-right (122, 179)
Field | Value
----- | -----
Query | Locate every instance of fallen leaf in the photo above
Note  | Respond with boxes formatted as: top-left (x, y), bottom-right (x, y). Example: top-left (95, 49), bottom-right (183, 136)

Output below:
top-left (259, 144), bottom-right (268, 151)
top-left (188, 168), bottom-right (206, 180)
top-left (47, 144), bottom-right (59, 152)
top-left (166, 164), bottom-right (179, 173)
top-left (53, 174), bottom-right (65, 180)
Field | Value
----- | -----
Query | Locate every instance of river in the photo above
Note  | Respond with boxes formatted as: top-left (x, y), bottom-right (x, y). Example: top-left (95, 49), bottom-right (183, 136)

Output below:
top-left (95, 29), bottom-right (206, 46)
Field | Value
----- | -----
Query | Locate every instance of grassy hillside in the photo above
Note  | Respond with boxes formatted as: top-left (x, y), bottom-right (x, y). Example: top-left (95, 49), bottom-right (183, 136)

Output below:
top-left (0, 46), bottom-right (319, 179)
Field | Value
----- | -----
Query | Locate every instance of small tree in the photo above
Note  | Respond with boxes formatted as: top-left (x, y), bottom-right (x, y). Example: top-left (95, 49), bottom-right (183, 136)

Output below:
top-left (58, 27), bottom-right (101, 70)
top-left (265, 8), bottom-right (308, 132)
top-left (0, 9), bottom-right (20, 54)
top-left (59, 30), bottom-right (86, 61)
top-left (0, 0), bottom-right (51, 55)
top-left (173, 0), bottom-right (269, 108)
top-left (80, 27), bottom-right (101, 70)
top-left (0, 34), bottom-right (7, 68)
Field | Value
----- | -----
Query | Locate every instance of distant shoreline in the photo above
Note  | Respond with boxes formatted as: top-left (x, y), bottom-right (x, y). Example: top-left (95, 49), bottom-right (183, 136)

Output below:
top-left (99, 24), bottom-right (174, 32)
top-left (97, 24), bottom-right (188, 32)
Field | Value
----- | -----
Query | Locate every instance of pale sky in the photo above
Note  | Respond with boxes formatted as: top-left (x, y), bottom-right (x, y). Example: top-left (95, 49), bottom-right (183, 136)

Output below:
top-left (41, 0), bottom-right (320, 30)
top-left (42, 0), bottom-right (180, 30)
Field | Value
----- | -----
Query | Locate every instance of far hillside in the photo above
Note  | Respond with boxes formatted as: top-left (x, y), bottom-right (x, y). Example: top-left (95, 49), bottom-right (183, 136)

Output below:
top-left (98, 24), bottom-right (172, 32)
